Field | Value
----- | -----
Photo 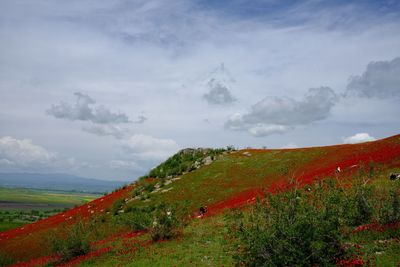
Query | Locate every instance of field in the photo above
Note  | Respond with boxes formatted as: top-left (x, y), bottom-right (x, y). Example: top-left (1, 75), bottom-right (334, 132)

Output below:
top-left (1, 134), bottom-right (400, 266)
top-left (0, 187), bottom-right (100, 232)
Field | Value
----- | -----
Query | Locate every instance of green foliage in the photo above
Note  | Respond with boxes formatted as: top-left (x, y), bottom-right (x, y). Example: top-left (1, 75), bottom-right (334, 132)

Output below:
top-left (379, 187), bottom-right (400, 224)
top-left (147, 148), bottom-right (228, 179)
top-left (228, 177), bottom-right (400, 267)
top-left (150, 203), bottom-right (181, 241)
top-left (229, 184), bottom-right (344, 266)
top-left (50, 221), bottom-right (91, 262)
top-left (344, 185), bottom-right (374, 226)
top-left (114, 206), bottom-right (154, 231)
top-left (111, 199), bottom-right (124, 215)
top-left (0, 252), bottom-right (14, 267)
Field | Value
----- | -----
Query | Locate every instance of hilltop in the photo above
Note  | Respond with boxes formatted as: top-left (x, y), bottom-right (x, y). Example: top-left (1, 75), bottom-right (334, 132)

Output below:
top-left (1, 134), bottom-right (400, 266)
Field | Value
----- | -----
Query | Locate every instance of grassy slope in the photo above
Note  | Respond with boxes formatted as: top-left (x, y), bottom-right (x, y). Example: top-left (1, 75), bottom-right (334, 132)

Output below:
top-left (1, 134), bottom-right (400, 265)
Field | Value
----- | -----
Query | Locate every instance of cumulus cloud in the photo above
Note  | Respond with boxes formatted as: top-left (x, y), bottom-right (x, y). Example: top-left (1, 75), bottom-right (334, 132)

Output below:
top-left (0, 136), bottom-right (55, 167)
top-left (346, 57), bottom-right (400, 98)
top-left (343, 133), bottom-right (376, 144)
top-left (225, 87), bottom-right (338, 136)
top-left (47, 92), bottom-right (131, 124)
top-left (121, 134), bottom-right (179, 160)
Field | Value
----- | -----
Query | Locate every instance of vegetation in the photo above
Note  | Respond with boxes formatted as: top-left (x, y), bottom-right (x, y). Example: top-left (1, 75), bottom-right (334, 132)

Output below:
top-left (0, 209), bottom-right (64, 231)
top-left (0, 187), bottom-right (100, 206)
top-left (2, 135), bottom-right (400, 266)
top-left (0, 187), bottom-right (99, 231)
top-left (49, 221), bottom-right (91, 263)
top-left (227, 178), bottom-right (400, 266)
top-left (146, 147), bottom-right (233, 179)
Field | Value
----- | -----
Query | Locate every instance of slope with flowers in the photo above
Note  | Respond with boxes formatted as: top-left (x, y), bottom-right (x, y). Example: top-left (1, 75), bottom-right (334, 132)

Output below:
top-left (1, 134), bottom-right (400, 266)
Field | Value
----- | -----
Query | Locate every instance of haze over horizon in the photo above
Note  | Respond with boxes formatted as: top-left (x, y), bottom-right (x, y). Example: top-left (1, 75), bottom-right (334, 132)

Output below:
top-left (1, 0), bottom-right (400, 181)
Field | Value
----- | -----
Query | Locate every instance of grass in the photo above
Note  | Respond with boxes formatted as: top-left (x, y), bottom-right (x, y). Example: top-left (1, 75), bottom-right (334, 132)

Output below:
top-left (79, 214), bottom-right (234, 267)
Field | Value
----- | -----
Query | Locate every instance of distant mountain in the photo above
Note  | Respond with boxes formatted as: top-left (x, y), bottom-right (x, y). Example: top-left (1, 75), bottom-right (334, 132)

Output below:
top-left (0, 172), bottom-right (127, 193)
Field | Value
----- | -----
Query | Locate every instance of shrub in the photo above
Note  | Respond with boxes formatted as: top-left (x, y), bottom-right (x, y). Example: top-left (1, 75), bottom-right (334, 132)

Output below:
top-left (115, 206), bottom-right (153, 231)
top-left (228, 183), bottom-right (345, 266)
top-left (343, 185), bottom-right (374, 226)
top-left (111, 199), bottom-right (124, 215)
top-left (50, 221), bottom-right (91, 262)
top-left (379, 188), bottom-right (400, 224)
top-left (150, 203), bottom-right (182, 241)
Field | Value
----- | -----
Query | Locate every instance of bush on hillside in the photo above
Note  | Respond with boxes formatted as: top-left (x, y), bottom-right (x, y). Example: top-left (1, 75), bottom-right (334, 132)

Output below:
top-left (228, 184), bottom-right (344, 266)
top-left (114, 206), bottom-right (154, 231)
top-left (228, 176), bottom-right (400, 266)
top-left (150, 203), bottom-right (181, 241)
top-left (379, 187), bottom-right (400, 224)
top-left (49, 221), bottom-right (91, 262)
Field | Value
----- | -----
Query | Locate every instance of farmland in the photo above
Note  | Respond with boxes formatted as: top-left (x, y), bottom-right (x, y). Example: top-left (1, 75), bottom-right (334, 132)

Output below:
top-left (0, 187), bottom-right (100, 232)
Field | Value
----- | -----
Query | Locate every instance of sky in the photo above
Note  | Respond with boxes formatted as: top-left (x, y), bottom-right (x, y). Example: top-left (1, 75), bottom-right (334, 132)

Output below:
top-left (0, 0), bottom-right (400, 181)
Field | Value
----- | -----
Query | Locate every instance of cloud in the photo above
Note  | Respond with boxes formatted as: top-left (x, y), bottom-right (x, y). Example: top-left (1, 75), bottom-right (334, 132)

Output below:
top-left (343, 133), bottom-right (376, 144)
top-left (121, 134), bottom-right (179, 160)
top-left (47, 92), bottom-right (131, 124)
top-left (225, 87), bottom-right (338, 136)
top-left (346, 57), bottom-right (400, 98)
top-left (203, 79), bottom-right (236, 105)
top-left (134, 115), bottom-right (148, 124)
top-left (0, 136), bottom-right (55, 167)
top-left (248, 124), bottom-right (291, 137)
top-left (81, 124), bottom-right (130, 139)
top-left (109, 160), bottom-right (142, 171)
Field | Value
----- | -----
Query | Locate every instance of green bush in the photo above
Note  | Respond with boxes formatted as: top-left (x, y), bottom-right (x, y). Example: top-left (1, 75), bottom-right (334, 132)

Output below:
top-left (114, 206), bottom-right (153, 231)
top-left (150, 203), bottom-right (181, 241)
top-left (50, 221), bottom-right (91, 262)
top-left (379, 188), bottom-right (400, 224)
top-left (228, 182), bottom-right (347, 266)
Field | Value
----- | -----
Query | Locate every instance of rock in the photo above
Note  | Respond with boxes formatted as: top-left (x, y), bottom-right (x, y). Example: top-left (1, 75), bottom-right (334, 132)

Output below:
top-left (242, 151), bottom-right (252, 157)
top-left (161, 187), bottom-right (173, 193)
top-left (203, 156), bottom-right (213, 165)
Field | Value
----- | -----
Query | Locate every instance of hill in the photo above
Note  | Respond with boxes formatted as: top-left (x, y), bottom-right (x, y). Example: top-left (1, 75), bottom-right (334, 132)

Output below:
top-left (0, 173), bottom-right (127, 193)
top-left (1, 134), bottom-right (400, 266)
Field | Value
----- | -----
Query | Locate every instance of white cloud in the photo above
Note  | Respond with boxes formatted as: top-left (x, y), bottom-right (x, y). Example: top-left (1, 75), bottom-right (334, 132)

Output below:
top-left (248, 124), bottom-right (291, 137)
top-left (343, 133), bottom-right (376, 144)
top-left (225, 87), bottom-right (338, 137)
top-left (203, 80), bottom-right (236, 105)
top-left (121, 134), bottom-right (179, 160)
top-left (346, 57), bottom-right (400, 98)
top-left (0, 136), bottom-right (55, 166)
top-left (47, 92), bottom-right (131, 124)
top-left (82, 124), bottom-right (130, 139)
